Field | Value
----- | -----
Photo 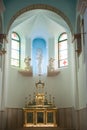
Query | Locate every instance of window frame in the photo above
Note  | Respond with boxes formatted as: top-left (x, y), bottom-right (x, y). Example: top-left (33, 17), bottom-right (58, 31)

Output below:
top-left (58, 32), bottom-right (68, 68)
top-left (11, 32), bottom-right (21, 67)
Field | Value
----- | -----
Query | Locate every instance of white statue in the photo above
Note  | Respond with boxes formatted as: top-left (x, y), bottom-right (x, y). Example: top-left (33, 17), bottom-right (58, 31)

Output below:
top-left (36, 48), bottom-right (43, 74)
top-left (48, 58), bottom-right (55, 71)
top-left (24, 56), bottom-right (31, 71)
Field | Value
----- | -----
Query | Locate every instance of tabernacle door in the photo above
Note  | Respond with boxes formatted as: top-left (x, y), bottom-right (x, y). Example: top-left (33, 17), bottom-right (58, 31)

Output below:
top-left (46, 109), bottom-right (57, 127)
top-left (23, 109), bottom-right (34, 127)
top-left (36, 110), bottom-right (45, 126)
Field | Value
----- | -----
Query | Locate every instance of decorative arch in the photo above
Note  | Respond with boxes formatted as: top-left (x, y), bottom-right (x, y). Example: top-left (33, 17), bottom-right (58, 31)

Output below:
top-left (7, 4), bottom-right (73, 35)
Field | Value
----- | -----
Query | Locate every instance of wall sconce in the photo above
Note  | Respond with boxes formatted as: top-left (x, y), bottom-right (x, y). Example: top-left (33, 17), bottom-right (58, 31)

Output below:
top-left (72, 31), bottom-right (86, 56)
top-left (72, 33), bottom-right (82, 56)
top-left (72, 33), bottom-right (81, 43)
top-left (0, 34), bottom-right (7, 55)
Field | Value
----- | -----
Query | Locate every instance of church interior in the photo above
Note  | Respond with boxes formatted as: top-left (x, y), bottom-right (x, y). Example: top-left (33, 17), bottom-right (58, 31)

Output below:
top-left (0, 0), bottom-right (87, 130)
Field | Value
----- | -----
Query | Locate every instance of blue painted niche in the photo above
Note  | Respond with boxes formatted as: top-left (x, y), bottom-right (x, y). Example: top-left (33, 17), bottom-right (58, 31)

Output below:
top-left (32, 38), bottom-right (47, 75)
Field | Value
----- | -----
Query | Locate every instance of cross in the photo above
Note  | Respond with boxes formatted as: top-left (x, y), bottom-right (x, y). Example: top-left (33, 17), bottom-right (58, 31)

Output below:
top-left (63, 60), bottom-right (67, 65)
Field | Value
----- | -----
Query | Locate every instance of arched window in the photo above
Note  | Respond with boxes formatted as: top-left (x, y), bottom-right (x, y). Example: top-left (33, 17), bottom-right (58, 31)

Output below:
top-left (58, 32), bottom-right (68, 68)
top-left (11, 32), bottom-right (21, 67)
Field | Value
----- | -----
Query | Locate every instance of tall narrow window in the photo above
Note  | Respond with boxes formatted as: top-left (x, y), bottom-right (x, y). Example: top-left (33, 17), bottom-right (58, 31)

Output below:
top-left (11, 32), bottom-right (20, 67)
top-left (58, 32), bottom-right (68, 68)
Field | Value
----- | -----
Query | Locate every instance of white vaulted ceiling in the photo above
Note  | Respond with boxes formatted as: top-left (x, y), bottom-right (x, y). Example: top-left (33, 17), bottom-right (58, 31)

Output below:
top-left (10, 9), bottom-right (70, 38)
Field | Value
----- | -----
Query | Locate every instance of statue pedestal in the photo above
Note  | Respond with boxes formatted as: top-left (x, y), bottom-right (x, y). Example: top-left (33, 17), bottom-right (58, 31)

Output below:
top-left (47, 68), bottom-right (60, 77)
top-left (18, 68), bottom-right (32, 76)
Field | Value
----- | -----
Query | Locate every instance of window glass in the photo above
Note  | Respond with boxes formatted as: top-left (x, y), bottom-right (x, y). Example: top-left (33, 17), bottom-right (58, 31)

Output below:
top-left (59, 41), bottom-right (67, 50)
top-left (59, 50), bottom-right (67, 60)
top-left (60, 59), bottom-right (68, 67)
top-left (12, 40), bottom-right (19, 50)
top-left (59, 33), bottom-right (67, 41)
top-left (11, 50), bottom-right (19, 59)
top-left (12, 32), bottom-right (20, 40)
top-left (11, 32), bottom-right (20, 67)
top-left (58, 32), bottom-right (68, 68)
top-left (11, 59), bottom-right (19, 67)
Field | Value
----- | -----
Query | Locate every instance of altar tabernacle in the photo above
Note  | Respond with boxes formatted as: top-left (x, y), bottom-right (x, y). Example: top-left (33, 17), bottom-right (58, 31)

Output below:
top-left (23, 80), bottom-right (57, 127)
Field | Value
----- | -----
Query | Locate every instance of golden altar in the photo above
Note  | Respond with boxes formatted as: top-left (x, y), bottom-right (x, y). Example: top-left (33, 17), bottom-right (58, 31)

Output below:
top-left (23, 80), bottom-right (57, 127)
top-left (23, 107), bottom-right (57, 127)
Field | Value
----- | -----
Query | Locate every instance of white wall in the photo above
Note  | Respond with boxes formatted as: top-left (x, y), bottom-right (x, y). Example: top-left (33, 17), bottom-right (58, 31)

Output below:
top-left (75, 8), bottom-right (87, 109)
top-left (0, 68), bottom-right (2, 109)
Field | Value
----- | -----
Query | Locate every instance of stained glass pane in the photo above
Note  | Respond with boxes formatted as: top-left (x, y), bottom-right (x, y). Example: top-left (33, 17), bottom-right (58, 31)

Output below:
top-left (59, 41), bottom-right (67, 50)
top-left (59, 59), bottom-right (68, 67)
top-left (59, 33), bottom-right (67, 41)
top-left (12, 40), bottom-right (19, 50)
top-left (59, 50), bottom-right (67, 60)
top-left (11, 59), bottom-right (19, 67)
top-left (11, 50), bottom-right (19, 59)
top-left (58, 32), bottom-right (68, 68)
top-left (12, 32), bottom-right (19, 41)
top-left (11, 32), bottom-right (20, 67)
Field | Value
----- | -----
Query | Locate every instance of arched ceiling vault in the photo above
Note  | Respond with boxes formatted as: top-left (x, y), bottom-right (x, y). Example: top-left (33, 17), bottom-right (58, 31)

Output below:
top-left (7, 4), bottom-right (73, 37)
